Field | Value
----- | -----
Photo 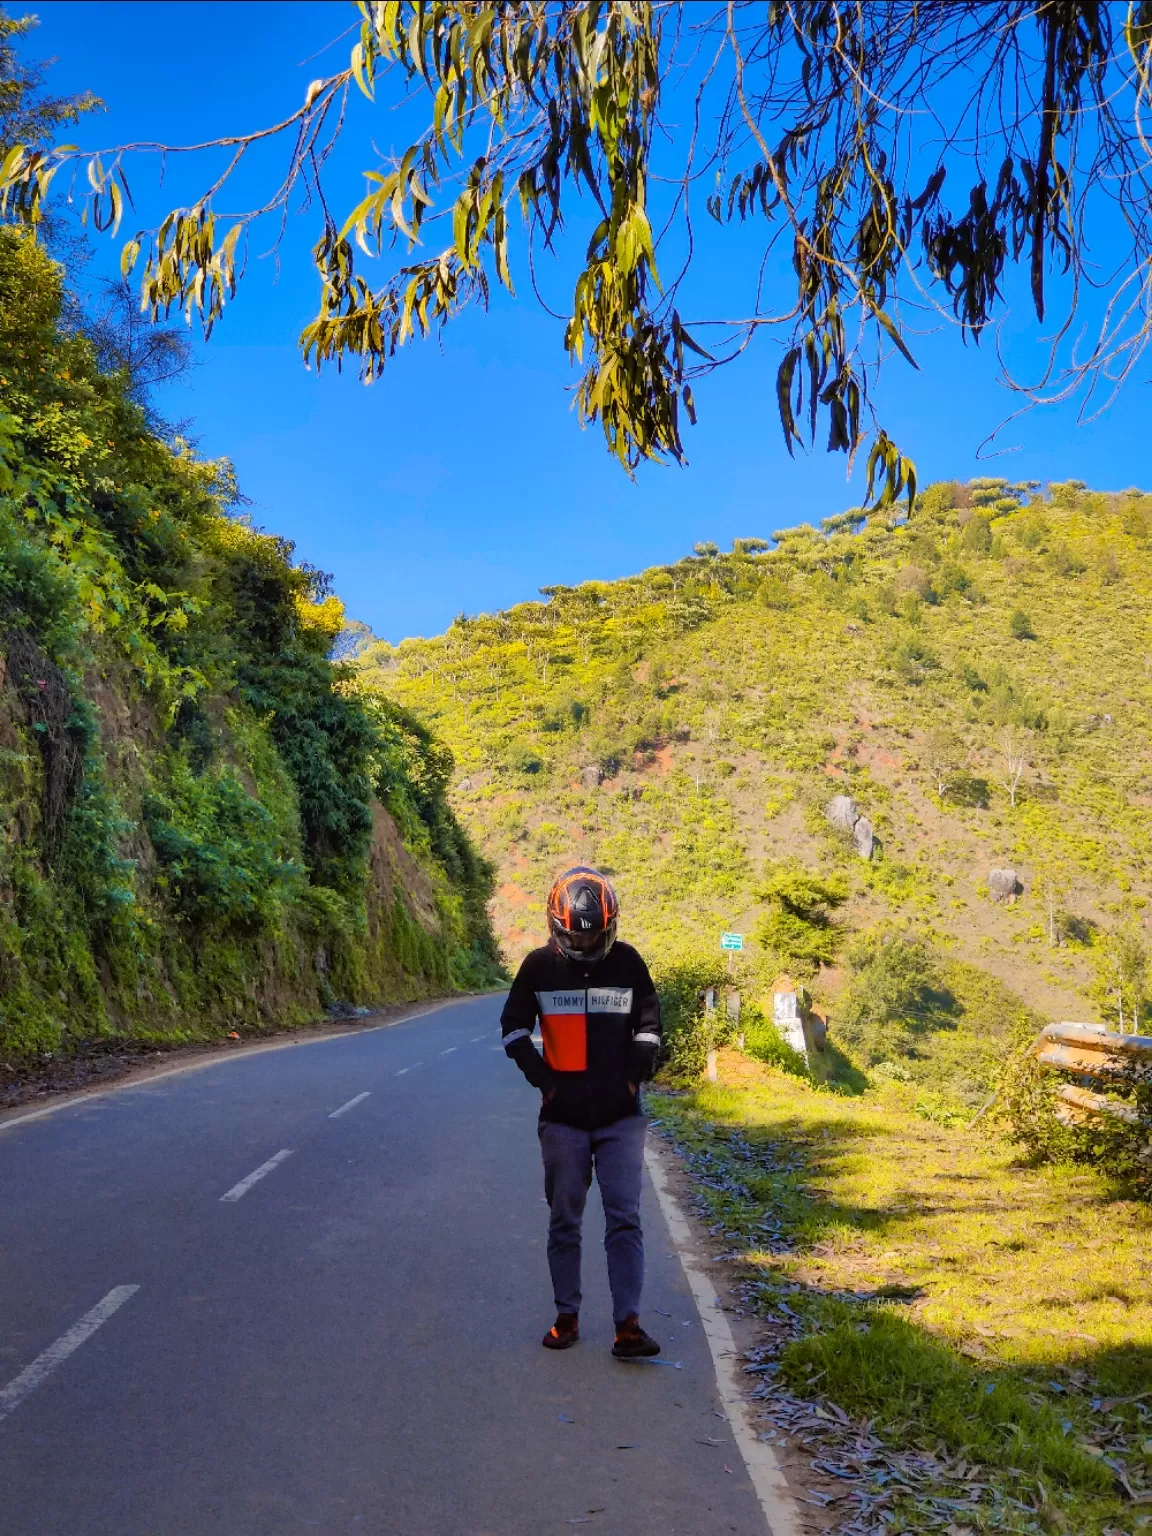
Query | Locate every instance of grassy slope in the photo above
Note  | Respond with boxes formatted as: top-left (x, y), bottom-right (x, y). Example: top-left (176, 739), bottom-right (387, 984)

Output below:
top-left (360, 479), bottom-right (1152, 1100)
top-left (656, 1054), bottom-right (1152, 1534)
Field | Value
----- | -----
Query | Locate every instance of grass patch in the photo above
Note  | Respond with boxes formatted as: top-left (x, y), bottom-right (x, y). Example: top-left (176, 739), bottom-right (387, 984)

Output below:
top-left (782, 1308), bottom-right (1110, 1491)
top-left (652, 1052), bottom-right (1152, 1533)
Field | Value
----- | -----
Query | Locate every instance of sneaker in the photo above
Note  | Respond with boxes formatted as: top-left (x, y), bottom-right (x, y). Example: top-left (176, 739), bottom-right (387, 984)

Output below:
top-left (542, 1312), bottom-right (580, 1350)
top-left (611, 1314), bottom-right (661, 1359)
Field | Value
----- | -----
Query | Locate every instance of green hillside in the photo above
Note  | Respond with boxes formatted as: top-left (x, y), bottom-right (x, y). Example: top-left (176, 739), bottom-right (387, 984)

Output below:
top-left (359, 476), bottom-right (1152, 1116)
top-left (0, 227), bottom-right (498, 1085)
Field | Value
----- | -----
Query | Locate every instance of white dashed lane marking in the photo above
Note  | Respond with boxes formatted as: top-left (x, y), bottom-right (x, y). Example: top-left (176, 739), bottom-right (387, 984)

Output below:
top-left (219, 1149), bottom-right (294, 1203)
top-left (0, 997), bottom-right (464, 1139)
top-left (328, 1092), bottom-right (371, 1120)
top-left (439, 1047), bottom-right (457, 1056)
top-left (0, 1286), bottom-right (140, 1426)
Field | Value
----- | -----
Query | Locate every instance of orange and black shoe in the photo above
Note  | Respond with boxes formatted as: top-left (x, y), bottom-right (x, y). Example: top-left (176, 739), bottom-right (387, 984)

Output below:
top-left (612, 1314), bottom-right (661, 1359)
top-left (542, 1312), bottom-right (580, 1350)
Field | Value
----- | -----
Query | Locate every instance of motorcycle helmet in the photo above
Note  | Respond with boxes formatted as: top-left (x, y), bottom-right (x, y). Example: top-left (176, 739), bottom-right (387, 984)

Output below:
top-left (546, 866), bottom-right (619, 963)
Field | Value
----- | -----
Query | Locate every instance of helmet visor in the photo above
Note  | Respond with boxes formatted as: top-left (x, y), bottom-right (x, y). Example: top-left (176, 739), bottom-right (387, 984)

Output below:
top-left (550, 916), bottom-right (617, 964)
top-left (564, 929), bottom-right (606, 956)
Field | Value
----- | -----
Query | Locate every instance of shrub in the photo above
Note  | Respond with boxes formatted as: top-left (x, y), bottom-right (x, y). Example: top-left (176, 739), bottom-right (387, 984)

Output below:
top-left (836, 929), bottom-right (959, 1065)
top-left (755, 863), bottom-right (849, 973)
top-left (653, 953), bottom-right (731, 1082)
top-left (960, 514), bottom-right (992, 554)
top-left (758, 575), bottom-right (792, 609)
top-left (510, 748), bottom-right (544, 774)
top-left (145, 760), bottom-right (303, 933)
top-left (1010, 607), bottom-right (1036, 640)
top-left (740, 1001), bottom-right (809, 1077)
top-left (1047, 542), bottom-right (1086, 577)
top-left (892, 635), bottom-right (939, 683)
top-left (996, 1011), bottom-right (1152, 1181)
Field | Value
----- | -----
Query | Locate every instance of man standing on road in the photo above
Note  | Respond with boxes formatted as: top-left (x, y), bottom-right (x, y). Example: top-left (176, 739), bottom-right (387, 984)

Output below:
top-left (501, 867), bottom-right (664, 1359)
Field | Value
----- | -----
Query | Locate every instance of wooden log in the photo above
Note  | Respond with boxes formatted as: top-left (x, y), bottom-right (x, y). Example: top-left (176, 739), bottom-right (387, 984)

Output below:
top-left (1042, 1022), bottom-right (1152, 1057)
top-left (1035, 1043), bottom-right (1135, 1077)
top-left (1056, 1083), bottom-right (1149, 1127)
top-left (1034, 1023), bottom-right (1152, 1086)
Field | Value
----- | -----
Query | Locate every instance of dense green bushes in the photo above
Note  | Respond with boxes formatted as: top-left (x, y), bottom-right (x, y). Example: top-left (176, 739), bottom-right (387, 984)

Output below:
top-left (996, 1012), bottom-right (1152, 1180)
top-left (836, 929), bottom-right (956, 1065)
top-left (143, 757), bottom-right (302, 933)
top-left (651, 952), bottom-right (732, 1081)
top-left (754, 863), bottom-right (849, 971)
top-left (0, 227), bottom-right (500, 1072)
top-left (739, 1001), bottom-right (809, 1076)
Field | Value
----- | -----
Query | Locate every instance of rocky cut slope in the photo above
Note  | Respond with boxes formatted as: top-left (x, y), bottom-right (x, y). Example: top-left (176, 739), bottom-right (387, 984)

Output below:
top-left (0, 229), bottom-right (500, 1086)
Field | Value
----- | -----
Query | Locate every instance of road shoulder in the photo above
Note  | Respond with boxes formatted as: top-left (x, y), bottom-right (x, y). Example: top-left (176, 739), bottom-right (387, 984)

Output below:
top-left (646, 1135), bottom-right (803, 1536)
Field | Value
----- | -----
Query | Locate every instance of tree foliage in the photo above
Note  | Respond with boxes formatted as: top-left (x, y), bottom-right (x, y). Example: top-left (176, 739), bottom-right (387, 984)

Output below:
top-left (755, 862), bottom-right (849, 972)
top-left (0, 222), bottom-right (499, 1070)
top-left (0, 8), bottom-right (99, 153)
top-left (1092, 913), bottom-right (1150, 1032)
top-left (837, 929), bottom-right (957, 1066)
top-left (3, 3), bottom-right (1152, 500)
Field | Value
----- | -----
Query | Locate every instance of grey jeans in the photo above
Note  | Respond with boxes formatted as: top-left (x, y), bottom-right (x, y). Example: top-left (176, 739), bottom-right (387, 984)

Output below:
top-left (538, 1114), bottom-right (647, 1323)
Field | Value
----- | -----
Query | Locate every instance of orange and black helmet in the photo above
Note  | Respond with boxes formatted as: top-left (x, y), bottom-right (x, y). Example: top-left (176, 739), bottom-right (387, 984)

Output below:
top-left (546, 866), bottom-right (619, 964)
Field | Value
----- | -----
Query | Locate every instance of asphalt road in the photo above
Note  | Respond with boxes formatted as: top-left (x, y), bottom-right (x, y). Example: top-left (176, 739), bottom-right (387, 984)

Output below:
top-left (0, 995), bottom-right (769, 1535)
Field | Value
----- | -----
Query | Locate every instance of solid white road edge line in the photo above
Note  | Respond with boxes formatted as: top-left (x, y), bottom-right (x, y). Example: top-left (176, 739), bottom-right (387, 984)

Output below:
top-left (0, 997), bottom-right (478, 1137)
top-left (328, 1092), bottom-right (371, 1120)
top-left (644, 1144), bottom-right (801, 1536)
top-left (0, 1285), bottom-right (140, 1427)
top-left (220, 1149), bottom-right (294, 1203)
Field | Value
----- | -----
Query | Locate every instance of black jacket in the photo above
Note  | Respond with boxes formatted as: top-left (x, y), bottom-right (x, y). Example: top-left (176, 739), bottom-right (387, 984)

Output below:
top-left (501, 941), bottom-right (663, 1130)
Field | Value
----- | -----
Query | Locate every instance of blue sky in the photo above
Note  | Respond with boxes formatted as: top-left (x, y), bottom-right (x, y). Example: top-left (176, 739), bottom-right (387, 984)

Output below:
top-left (26, 2), bottom-right (1152, 642)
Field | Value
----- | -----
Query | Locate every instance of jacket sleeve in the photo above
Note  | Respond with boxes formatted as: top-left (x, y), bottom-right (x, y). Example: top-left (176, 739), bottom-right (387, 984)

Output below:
top-left (500, 958), bottom-right (554, 1091)
top-left (629, 954), bottom-right (663, 1083)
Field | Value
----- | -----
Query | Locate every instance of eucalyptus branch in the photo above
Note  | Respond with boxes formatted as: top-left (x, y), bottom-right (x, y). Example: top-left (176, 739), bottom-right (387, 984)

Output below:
top-left (1, 0), bottom-right (1150, 506)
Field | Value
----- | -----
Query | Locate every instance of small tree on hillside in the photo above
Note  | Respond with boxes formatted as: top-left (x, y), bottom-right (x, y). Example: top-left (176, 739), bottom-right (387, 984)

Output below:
top-left (921, 726), bottom-right (965, 801)
top-left (837, 928), bottom-right (955, 1066)
top-left (755, 863), bottom-right (850, 974)
top-left (998, 726), bottom-right (1033, 808)
top-left (1010, 608), bottom-right (1036, 640)
top-left (1094, 916), bottom-right (1149, 1033)
top-left (1033, 864), bottom-right (1071, 949)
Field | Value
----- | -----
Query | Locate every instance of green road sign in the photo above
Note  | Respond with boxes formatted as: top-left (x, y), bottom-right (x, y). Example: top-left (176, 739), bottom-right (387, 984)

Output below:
top-left (720, 932), bottom-right (744, 951)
